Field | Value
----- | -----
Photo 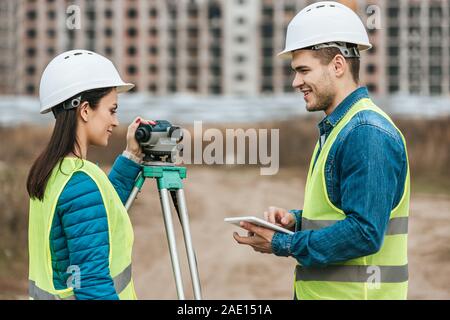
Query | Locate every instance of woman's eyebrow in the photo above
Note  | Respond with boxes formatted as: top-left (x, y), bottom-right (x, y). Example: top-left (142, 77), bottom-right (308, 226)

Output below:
top-left (111, 103), bottom-right (118, 109)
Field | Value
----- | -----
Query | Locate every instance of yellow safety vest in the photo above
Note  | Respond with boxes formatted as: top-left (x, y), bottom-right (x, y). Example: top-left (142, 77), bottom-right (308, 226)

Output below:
top-left (295, 98), bottom-right (410, 300)
top-left (28, 157), bottom-right (137, 300)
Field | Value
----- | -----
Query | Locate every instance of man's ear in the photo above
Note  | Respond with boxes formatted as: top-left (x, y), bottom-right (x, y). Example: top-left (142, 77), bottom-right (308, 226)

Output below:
top-left (332, 54), bottom-right (346, 79)
top-left (78, 101), bottom-right (90, 123)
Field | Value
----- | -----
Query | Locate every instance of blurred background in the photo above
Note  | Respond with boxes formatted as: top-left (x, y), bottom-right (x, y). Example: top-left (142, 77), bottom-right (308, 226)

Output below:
top-left (0, 0), bottom-right (449, 299)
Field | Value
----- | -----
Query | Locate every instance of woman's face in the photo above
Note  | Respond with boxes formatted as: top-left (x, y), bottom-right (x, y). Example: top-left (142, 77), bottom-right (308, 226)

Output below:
top-left (85, 89), bottom-right (119, 147)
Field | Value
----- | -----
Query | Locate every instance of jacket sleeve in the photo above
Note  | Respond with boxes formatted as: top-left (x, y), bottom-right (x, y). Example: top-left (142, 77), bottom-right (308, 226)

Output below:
top-left (108, 155), bottom-right (142, 205)
top-left (289, 209), bottom-right (303, 231)
top-left (56, 171), bottom-right (119, 300)
top-left (271, 124), bottom-right (406, 267)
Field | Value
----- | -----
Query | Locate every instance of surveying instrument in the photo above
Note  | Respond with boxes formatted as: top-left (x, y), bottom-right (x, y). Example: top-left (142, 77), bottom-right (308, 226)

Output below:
top-left (124, 120), bottom-right (202, 300)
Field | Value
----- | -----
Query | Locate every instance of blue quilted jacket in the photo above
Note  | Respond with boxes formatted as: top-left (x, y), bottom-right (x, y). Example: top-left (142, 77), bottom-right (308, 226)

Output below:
top-left (49, 155), bottom-right (141, 300)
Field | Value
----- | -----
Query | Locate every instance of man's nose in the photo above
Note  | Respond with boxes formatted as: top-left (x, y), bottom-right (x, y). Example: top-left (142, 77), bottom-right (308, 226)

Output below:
top-left (292, 73), bottom-right (304, 89)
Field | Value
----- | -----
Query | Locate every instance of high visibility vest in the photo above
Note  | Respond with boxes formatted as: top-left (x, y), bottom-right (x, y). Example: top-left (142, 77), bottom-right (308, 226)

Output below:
top-left (295, 98), bottom-right (410, 300)
top-left (28, 157), bottom-right (137, 300)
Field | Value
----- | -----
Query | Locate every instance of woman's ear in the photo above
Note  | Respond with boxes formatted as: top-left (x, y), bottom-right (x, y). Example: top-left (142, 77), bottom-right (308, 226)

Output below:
top-left (78, 101), bottom-right (90, 123)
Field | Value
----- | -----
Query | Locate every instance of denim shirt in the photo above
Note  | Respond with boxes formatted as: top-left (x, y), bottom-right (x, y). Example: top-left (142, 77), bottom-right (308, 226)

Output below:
top-left (271, 87), bottom-right (408, 267)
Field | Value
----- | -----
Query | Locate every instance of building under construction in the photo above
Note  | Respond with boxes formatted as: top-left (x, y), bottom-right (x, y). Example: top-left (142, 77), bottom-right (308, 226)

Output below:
top-left (0, 0), bottom-right (449, 97)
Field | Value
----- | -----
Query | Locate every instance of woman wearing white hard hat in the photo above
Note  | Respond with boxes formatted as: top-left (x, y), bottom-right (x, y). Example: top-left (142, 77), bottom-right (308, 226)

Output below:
top-left (27, 50), bottom-right (150, 300)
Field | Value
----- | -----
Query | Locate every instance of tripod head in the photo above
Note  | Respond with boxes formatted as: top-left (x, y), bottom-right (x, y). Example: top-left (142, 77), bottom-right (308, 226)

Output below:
top-left (135, 120), bottom-right (183, 163)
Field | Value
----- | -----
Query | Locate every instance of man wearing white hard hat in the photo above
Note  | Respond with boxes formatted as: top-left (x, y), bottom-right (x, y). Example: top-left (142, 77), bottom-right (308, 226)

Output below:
top-left (234, 2), bottom-right (410, 300)
top-left (27, 50), bottom-right (154, 299)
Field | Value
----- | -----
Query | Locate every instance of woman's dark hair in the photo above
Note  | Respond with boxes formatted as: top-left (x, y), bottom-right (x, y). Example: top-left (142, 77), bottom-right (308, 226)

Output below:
top-left (27, 87), bottom-right (114, 201)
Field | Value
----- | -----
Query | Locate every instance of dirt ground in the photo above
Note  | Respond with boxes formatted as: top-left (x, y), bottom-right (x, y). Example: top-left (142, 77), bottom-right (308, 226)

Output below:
top-left (129, 166), bottom-right (450, 300)
top-left (1, 117), bottom-right (449, 300)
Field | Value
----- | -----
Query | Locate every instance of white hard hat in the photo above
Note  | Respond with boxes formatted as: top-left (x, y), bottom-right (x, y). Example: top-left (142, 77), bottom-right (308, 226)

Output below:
top-left (39, 49), bottom-right (134, 114)
top-left (278, 1), bottom-right (372, 58)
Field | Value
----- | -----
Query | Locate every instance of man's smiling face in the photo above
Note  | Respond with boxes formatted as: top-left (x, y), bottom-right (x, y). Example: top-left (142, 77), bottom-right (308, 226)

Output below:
top-left (290, 49), bottom-right (337, 113)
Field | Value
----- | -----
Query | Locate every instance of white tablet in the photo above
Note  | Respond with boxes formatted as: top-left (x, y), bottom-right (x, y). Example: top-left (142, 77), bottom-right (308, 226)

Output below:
top-left (224, 216), bottom-right (294, 235)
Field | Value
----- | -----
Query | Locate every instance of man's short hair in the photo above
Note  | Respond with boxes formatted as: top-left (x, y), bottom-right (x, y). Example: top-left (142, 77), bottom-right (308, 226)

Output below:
top-left (310, 47), bottom-right (360, 84)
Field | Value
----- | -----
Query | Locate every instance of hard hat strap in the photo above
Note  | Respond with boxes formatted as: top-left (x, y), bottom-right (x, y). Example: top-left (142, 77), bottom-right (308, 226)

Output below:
top-left (310, 42), bottom-right (360, 58)
top-left (51, 95), bottom-right (82, 118)
top-left (63, 95), bottom-right (82, 110)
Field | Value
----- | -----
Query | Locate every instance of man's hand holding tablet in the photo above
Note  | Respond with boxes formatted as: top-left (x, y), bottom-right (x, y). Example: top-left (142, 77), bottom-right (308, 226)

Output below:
top-left (228, 207), bottom-right (296, 254)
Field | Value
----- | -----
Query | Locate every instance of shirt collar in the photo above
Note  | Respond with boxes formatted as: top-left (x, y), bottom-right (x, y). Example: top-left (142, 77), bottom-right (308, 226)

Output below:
top-left (318, 86), bottom-right (370, 136)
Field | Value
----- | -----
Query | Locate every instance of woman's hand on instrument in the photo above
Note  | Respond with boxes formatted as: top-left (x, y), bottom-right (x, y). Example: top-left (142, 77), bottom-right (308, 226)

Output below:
top-left (125, 117), bottom-right (155, 158)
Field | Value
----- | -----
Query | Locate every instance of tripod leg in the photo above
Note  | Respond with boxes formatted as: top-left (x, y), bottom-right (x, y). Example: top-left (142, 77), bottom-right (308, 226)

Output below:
top-left (159, 188), bottom-right (185, 300)
top-left (125, 171), bottom-right (145, 211)
top-left (125, 186), bottom-right (140, 211)
top-left (176, 189), bottom-right (203, 300)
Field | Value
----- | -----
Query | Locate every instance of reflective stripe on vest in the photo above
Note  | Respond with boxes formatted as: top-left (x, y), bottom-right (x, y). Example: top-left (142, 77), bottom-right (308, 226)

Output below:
top-left (295, 264), bottom-right (408, 283)
top-left (114, 264), bottom-right (132, 294)
top-left (29, 264), bottom-right (132, 300)
top-left (29, 280), bottom-right (75, 300)
top-left (302, 216), bottom-right (408, 235)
